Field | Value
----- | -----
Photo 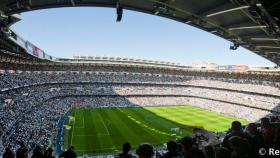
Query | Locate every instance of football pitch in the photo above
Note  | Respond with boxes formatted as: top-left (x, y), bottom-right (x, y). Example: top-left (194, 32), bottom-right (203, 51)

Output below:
top-left (64, 106), bottom-right (248, 154)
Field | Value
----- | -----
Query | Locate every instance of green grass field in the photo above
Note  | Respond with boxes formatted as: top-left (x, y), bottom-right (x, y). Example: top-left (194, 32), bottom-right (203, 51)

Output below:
top-left (64, 106), bottom-right (248, 155)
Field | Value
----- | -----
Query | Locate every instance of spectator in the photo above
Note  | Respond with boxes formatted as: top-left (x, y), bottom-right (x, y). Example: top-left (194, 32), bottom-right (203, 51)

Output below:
top-left (31, 145), bottom-right (44, 158)
top-left (163, 140), bottom-right (181, 158)
top-left (59, 146), bottom-right (77, 158)
top-left (222, 121), bottom-right (248, 149)
top-left (3, 146), bottom-right (15, 158)
top-left (190, 147), bottom-right (206, 158)
top-left (180, 136), bottom-right (194, 156)
top-left (118, 142), bottom-right (135, 158)
top-left (136, 143), bottom-right (154, 158)
top-left (228, 136), bottom-right (251, 158)
top-left (214, 147), bottom-right (230, 158)
top-left (245, 123), bottom-right (264, 157)
top-left (260, 118), bottom-right (277, 148)
top-left (16, 142), bottom-right (28, 158)
top-left (181, 136), bottom-right (205, 158)
top-left (44, 148), bottom-right (55, 158)
top-left (274, 127), bottom-right (280, 149)
top-left (204, 146), bottom-right (214, 158)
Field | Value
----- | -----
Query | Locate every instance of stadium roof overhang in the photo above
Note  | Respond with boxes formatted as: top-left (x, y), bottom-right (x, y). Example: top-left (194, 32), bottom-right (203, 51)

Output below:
top-left (0, 0), bottom-right (280, 65)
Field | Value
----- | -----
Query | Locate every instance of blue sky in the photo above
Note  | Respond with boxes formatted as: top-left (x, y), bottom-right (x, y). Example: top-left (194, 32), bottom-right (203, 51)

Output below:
top-left (11, 7), bottom-right (275, 66)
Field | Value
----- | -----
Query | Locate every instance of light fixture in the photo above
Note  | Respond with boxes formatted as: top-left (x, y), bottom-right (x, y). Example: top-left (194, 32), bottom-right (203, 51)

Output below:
top-left (230, 42), bottom-right (239, 50)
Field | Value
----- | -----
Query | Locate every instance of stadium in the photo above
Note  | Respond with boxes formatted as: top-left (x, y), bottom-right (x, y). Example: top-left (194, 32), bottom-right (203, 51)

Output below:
top-left (0, 0), bottom-right (280, 158)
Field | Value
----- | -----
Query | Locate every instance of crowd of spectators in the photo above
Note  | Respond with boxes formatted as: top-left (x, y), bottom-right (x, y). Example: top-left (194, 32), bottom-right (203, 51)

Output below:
top-left (1, 70), bottom-right (280, 157)
top-left (1, 70), bottom-right (280, 96)
top-left (186, 78), bottom-right (280, 96)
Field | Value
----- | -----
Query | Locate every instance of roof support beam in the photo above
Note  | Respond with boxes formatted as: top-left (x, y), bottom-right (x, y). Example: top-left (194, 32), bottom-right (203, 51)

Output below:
top-left (239, 33), bottom-right (269, 39)
top-left (256, 46), bottom-right (280, 49)
top-left (265, 51), bottom-right (280, 54)
top-left (251, 38), bottom-right (280, 41)
top-left (206, 5), bottom-right (248, 17)
top-left (205, 3), bottom-right (262, 17)
top-left (221, 21), bottom-right (256, 29)
top-left (228, 25), bottom-right (267, 31)
top-left (197, 3), bottom-right (233, 17)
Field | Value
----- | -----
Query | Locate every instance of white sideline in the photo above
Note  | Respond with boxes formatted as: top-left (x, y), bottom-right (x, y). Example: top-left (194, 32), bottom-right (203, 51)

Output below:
top-left (74, 134), bottom-right (111, 136)
top-left (74, 112), bottom-right (85, 128)
top-left (70, 111), bottom-right (76, 145)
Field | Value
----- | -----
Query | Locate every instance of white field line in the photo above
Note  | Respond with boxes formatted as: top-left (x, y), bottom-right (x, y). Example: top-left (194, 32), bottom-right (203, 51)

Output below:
top-left (70, 111), bottom-right (76, 145)
top-left (117, 108), bottom-right (175, 137)
top-left (74, 134), bottom-right (111, 136)
top-left (97, 113), bottom-right (110, 135)
top-left (74, 113), bottom-right (85, 128)
top-left (76, 147), bottom-right (117, 152)
top-left (81, 115), bottom-right (85, 128)
top-left (75, 127), bottom-right (86, 129)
